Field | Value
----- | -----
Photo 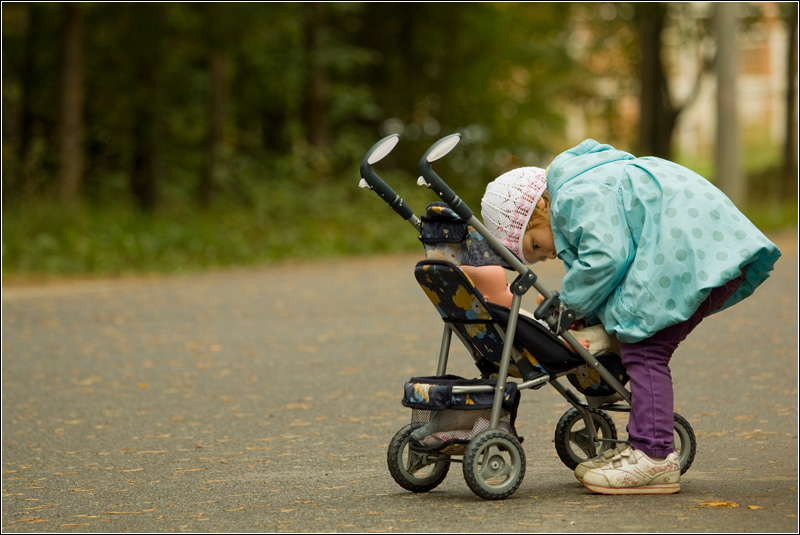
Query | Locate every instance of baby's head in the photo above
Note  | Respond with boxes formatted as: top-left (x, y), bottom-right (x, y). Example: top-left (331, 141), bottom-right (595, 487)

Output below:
top-left (460, 265), bottom-right (512, 307)
top-left (481, 167), bottom-right (556, 264)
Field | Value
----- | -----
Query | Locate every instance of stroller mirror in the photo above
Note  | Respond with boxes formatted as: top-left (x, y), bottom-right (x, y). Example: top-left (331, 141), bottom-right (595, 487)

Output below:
top-left (365, 133), bottom-right (400, 165)
top-left (359, 134), bottom-right (421, 231)
top-left (424, 133), bottom-right (461, 163)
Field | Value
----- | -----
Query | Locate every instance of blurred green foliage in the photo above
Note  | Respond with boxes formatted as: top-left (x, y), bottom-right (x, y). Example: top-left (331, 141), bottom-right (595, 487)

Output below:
top-left (1, 2), bottom-right (795, 279)
top-left (1, 176), bottom-right (433, 277)
top-left (3, 169), bottom-right (793, 279)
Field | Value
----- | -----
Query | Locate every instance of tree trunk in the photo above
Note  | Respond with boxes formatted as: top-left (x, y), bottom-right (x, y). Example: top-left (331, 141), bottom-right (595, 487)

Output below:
top-left (303, 3), bottom-right (331, 158)
top-left (58, 3), bottom-right (84, 201)
top-left (713, 3), bottom-right (744, 205)
top-left (128, 4), bottom-right (164, 212)
top-left (781, 3), bottom-right (798, 194)
top-left (198, 53), bottom-right (228, 209)
top-left (636, 3), bottom-right (675, 159)
top-left (19, 3), bottom-right (40, 172)
top-left (130, 110), bottom-right (160, 212)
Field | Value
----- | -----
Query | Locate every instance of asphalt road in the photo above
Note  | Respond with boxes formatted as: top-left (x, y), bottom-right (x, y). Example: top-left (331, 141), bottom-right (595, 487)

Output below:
top-left (2, 229), bottom-right (797, 533)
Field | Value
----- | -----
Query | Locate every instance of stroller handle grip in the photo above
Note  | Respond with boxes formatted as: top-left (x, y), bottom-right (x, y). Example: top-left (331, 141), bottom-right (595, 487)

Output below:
top-left (359, 134), bottom-right (416, 223)
top-left (418, 134), bottom-right (474, 221)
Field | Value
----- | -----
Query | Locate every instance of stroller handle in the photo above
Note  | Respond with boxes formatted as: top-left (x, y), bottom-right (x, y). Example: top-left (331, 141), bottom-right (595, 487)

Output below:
top-left (417, 134), bottom-right (557, 298)
top-left (418, 134), bottom-right (474, 222)
top-left (359, 134), bottom-right (420, 229)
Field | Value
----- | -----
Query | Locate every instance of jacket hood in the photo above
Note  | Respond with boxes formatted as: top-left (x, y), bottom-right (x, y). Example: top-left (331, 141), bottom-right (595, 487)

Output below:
top-left (547, 139), bottom-right (635, 195)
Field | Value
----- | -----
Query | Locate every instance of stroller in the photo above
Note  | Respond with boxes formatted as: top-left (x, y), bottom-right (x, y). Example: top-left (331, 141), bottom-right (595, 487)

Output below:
top-left (359, 133), bottom-right (697, 500)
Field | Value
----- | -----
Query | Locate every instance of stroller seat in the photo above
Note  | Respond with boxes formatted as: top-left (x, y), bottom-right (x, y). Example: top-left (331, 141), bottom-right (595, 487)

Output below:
top-left (414, 259), bottom-right (587, 382)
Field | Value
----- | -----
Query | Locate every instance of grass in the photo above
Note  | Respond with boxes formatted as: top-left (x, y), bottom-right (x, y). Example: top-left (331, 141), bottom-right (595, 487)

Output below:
top-left (2, 168), bottom-right (796, 282)
top-left (1, 175), bottom-right (437, 280)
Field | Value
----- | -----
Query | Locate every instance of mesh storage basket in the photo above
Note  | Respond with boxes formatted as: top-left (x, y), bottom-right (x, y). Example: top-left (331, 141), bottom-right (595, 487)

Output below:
top-left (402, 375), bottom-right (521, 455)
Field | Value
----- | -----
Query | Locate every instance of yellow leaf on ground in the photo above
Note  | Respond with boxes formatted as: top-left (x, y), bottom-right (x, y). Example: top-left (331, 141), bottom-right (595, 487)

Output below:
top-left (696, 500), bottom-right (740, 508)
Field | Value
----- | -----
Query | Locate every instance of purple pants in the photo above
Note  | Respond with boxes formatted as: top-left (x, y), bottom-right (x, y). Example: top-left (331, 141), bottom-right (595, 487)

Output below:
top-left (619, 270), bottom-right (747, 458)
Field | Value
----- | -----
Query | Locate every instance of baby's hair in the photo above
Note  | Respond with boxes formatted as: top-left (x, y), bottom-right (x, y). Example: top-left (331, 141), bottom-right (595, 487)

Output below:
top-left (527, 190), bottom-right (551, 230)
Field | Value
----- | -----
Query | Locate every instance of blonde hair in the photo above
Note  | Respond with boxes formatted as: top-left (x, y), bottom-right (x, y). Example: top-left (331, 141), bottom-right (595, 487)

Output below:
top-left (526, 190), bottom-right (551, 231)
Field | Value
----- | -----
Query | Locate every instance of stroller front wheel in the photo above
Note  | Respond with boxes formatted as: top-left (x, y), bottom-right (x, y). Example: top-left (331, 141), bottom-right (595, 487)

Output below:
top-left (462, 430), bottom-right (526, 500)
top-left (554, 407), bottom-right (618, 470)
top-left (387, 423), bottom-right (450, 493)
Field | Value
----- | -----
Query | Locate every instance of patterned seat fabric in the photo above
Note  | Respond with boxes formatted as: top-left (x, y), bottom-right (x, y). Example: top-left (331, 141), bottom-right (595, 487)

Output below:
top-left (415, 260), bottom-right (584, 381)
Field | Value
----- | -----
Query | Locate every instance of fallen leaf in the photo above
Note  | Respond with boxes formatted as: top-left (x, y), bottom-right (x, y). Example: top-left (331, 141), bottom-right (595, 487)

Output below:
top-left (695, 500), bottom-right (740, 509)
top-left (101, 511), bottom-right (142, 515)
top-left (747, 505), bottom-right (764, 510)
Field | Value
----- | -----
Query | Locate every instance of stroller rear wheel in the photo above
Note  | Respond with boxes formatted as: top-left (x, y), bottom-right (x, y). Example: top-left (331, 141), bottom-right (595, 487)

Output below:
top-left (554, 408), bottom-right (698, 475)
top-left (387, 423), bottom-right (450, 493)
top-left (672, 412), bottom-right (696, 474)
top-left (554, 407), bottom-right (618, 470)
top-left (462, 430), bottom-right (526, 500)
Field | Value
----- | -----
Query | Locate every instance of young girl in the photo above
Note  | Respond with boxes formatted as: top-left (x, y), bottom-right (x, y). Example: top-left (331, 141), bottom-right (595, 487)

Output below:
top-left (480, 139), bottom-right (781, 495)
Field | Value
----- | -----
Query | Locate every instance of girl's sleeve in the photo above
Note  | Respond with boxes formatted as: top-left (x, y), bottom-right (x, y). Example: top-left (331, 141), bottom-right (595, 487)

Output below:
top-left (553, 183), bottom-right (633, 319)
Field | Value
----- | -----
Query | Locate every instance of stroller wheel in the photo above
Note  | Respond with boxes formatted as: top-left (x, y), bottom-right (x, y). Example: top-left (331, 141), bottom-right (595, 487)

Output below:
top-left (672, 412), bottom-right (696, 475)
top-left (462, 430), bottom-right (526, 500)
top-left (554, 407), bottom-right (618, 470)
top-left (387, 423), bottom-right (450, 493)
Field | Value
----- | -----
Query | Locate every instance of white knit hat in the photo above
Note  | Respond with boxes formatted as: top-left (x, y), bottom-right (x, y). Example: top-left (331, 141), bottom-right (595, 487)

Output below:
top-left (480, 167), bottom-right (547, 262)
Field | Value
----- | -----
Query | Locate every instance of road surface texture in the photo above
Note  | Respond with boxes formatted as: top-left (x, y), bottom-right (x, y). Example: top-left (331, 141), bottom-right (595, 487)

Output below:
top-left (2, 229), bottom-right (797, 533)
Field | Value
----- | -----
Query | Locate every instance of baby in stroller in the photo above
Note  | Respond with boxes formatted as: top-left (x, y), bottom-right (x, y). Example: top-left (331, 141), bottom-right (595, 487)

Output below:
top-left (459, 264), bottom-right (620, 357)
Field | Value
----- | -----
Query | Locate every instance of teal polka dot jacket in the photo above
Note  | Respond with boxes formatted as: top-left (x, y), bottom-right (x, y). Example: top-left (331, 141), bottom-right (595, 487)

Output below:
top-left (547, 139), bottom-right (781, 343)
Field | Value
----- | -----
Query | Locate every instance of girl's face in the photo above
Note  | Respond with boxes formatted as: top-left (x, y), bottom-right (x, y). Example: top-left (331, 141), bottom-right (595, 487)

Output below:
top-left (522, 225), bottom-right (557, 264)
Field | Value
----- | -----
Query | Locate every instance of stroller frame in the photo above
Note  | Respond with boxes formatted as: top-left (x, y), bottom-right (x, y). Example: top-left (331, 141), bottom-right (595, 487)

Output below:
top-left (360, 133), bottom-right (696, 500)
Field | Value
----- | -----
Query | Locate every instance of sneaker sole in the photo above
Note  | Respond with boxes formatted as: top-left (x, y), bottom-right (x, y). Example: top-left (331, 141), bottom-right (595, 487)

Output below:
top-left (574, 469), bottom-right (591, 482)
top-left (583, 482), bottom-right (680, 495)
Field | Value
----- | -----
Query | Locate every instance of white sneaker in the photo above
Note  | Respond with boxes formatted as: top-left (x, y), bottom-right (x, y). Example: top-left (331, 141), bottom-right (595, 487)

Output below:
top-left (574, 443), bottom-right (628, 482)
top-left (582, 447), bottom-right (680, 495)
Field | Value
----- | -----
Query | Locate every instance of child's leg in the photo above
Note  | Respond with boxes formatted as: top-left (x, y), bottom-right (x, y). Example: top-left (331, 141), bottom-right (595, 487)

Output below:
top-left (619, 332), bottom-right (687, 458)
top-left (620, 269), bottom-right (748, 458)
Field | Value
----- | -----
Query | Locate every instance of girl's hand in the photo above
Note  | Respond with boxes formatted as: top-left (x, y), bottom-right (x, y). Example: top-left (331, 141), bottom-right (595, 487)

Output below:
top-left (538, 293), bottom-right (585, 330)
